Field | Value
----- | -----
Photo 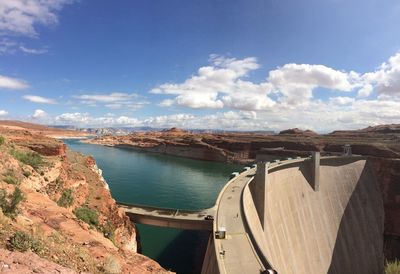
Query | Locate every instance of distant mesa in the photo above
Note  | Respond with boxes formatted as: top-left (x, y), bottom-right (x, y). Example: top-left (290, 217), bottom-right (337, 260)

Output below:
top-left (278, 128), bottom-right (318, 136)
top-left (163, 127), bottom-right (187, 134)
top-left (330, 124), bottom-right (400, 135)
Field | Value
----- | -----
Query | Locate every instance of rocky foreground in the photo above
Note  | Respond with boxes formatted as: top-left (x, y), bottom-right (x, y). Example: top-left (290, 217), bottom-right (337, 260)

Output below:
top-left (0, 124), bottom-right (170, 273)
top-left (87, 125), bottom-right (400, 260)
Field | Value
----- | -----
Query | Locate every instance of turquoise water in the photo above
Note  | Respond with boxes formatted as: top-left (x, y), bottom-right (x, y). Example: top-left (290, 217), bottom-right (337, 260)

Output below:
top-left (64, 139), bottom-right (240, 273)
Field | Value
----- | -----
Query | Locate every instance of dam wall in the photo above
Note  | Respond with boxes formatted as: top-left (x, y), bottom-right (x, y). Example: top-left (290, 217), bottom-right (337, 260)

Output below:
top-left (245, 157), bottom-right (384, 274)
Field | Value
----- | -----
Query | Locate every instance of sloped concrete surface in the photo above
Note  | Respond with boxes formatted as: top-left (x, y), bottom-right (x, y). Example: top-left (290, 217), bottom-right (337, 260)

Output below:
top-left (259, 157), bottom-right (384, 274)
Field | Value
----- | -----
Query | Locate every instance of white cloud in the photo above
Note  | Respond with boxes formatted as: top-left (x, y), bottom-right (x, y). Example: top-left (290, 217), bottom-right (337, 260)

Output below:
top-left (32, 109), bottom-right (47, 119)
top-left (74, 92), bottom-right (137, 103)
top-left (23, 95), bottom-right (57, 104)
top-left (54, 112), bottom-right (140, 127)
top-left (366, 51), bottom-right (400, 97)
top-left (0, 39), bottom-right (47, 55)
top-left (0, 38), bottom-right (16, 54)
top-left (357, 84), bottom-right (373, 98)
top-left (0, 110), bottom-right (8, 116)
top-left (268, 64), bottom-right (359, 105)
top-left (0, 74), bottom-right (29, 89)
top-left (73, 92), bottom-right (146, 110)
top-left (152, 55), bottom-right (274, 110)
top-left (152, 55), bottom-right (363, 110)
top-left (19, 45), bottom-right (47, 54)
top-left (329, 96), bottom-right (355, 106)
top-left (0, 0), bottom-right (72, 37)
top-left (143, 114), bottom-right (196, 128)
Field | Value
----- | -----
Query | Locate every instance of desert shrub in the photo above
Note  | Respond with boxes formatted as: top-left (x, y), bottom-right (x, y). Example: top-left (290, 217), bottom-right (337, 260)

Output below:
top-left (8, 231), bottom-right (42, 253)
top-left (23, 170), bottom-right (31, 178)
top-left (0, 187), bottom-right (25, 218)
top-left (100, 220), bottom-right (115, 241)
top-left (10, 149), bottom-right (44, 170)
top-left (2, 170), bottom-right (19, 185)
top-left (103, 255), bottom-right (121, 274)
top-left (386, 259), bottom-right (400, 274)
top-left (0, 135), bottom-right (4, 146)
top-left (57, 189), bottom-right (74, 208)
top-left (74, 206), bottom-right (99, 227)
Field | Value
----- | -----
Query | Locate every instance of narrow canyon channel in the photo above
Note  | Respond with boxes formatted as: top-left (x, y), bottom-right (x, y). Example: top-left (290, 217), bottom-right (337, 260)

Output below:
top-left (64, 139), bottom-right (241, 273)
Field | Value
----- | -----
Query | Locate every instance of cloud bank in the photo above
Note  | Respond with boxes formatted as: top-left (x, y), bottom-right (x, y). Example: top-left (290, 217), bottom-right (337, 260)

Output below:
top-left (6, 51), bottom-right (400, 132)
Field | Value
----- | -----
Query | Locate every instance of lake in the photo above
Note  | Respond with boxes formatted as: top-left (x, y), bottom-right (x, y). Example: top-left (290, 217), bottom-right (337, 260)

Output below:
top-left (64, 139), bottom-right (241, 273)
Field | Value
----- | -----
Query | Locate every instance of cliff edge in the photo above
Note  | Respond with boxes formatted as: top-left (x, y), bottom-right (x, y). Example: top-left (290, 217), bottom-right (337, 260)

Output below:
top-left (0, 126), bottom-right (170, 273)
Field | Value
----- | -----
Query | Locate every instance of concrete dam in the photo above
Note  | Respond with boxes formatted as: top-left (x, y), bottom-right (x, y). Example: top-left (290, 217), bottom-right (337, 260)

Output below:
top-left (203, 155), bottom-right (384, 274)
top-left (120, 155), bottom-right (385, 273)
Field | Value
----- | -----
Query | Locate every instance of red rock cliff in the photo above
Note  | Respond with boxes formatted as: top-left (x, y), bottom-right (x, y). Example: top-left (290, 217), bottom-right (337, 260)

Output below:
top-left (0, 127), bottom-right (171, 273)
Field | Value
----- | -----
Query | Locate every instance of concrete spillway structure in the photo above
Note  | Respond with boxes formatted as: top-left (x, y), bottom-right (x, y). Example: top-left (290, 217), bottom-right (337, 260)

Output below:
top-left (243, 156), bottom-right (384, 274)
top-left (118, 202), bottom-right (214, 230)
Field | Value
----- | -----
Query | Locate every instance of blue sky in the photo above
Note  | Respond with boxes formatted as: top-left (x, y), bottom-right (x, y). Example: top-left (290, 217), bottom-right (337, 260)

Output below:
top-left (1, 0), bottom-right (400, 132)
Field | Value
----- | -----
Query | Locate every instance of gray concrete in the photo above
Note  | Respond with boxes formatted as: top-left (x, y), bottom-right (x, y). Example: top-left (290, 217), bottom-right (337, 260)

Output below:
top-left (201, 235), bottom-right (219, 274)
top-left (312, 151), bottom-right (320, 191)
top-left (250, 162), bottom-right (268, 229)
top-left (118, 202), bottom-right (214, 230)
top-left (246, 156), bottom-right (384, 274)
top-left (211, 169), bottom-right (266, 274)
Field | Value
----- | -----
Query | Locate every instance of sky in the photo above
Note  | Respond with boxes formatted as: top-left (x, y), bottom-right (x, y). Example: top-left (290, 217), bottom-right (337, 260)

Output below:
top-left (0, 0), bottom-right (400, 132)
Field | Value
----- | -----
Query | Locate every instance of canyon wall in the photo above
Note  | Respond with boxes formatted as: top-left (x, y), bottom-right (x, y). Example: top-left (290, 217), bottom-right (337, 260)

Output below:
top-left (0, 127), bottom-right (170, 273)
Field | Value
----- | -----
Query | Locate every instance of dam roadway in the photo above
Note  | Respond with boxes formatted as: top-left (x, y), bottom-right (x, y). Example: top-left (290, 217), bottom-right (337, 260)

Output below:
top-left (119, 155), bottom-right (384, 274)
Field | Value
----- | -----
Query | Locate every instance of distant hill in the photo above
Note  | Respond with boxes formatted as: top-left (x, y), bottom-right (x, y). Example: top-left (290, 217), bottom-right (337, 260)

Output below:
top-left (279, 128), bottom-right (318, 136)
top-left (330, 124), bottom-right (400, 135)
top-left (0, 120), bottom-right (88, 138)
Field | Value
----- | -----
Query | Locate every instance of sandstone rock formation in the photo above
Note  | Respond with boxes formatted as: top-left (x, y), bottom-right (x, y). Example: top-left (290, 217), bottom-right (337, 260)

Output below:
top-left (0, 125), bottom-right (170, 273)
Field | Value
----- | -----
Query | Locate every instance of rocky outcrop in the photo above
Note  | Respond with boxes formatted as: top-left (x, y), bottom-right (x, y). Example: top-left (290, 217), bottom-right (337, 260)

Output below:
top-left (0, 249), bottom-right (78, 274)
top-left (279, 128), bottom-right (318, 136)
top-left (0, 127), bottom-right (170, 273)
top-left (330, 124), bottom-right (400, 135)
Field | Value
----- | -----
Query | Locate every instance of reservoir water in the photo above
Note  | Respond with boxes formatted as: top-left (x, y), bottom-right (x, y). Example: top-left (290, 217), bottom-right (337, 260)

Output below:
top-left (64, 139), bottom-right (241, 273)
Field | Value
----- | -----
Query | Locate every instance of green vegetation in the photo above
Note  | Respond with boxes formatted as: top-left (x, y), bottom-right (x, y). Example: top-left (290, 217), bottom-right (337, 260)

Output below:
top-left (11, 149), bottom-right (44, 170)
top-left (74, 206), bottom-right (99, 227)
top-left (8, 231), bottom-right (43, 253)
top-left (57, 189), bottom-right (74, 208)
top-left (2, 170), bottom-right (19, 185)
top-left (0, 187), bottom-right (25, 218)
top-left (23, 170), bottom-right (31, 178)
top-left (0, 135), bottom-right (5, 146)
top-left (100, 220), bottom-right (115, 242)
top-left (386, 259), bottom-right (400, 274)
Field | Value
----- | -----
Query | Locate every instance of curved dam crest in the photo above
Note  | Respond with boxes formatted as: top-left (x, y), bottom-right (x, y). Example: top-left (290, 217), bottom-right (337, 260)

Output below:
top-left (202, 156), bottom-right (384, 274)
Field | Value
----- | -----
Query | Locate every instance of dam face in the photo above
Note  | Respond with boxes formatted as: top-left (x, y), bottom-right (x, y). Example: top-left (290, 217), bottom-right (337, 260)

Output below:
top-left (249, 157), bottom-right (384, 274)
